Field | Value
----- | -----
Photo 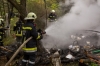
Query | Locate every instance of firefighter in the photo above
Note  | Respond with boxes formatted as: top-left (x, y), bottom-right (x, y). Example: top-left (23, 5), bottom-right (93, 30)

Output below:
top-left (22, 12), bottom-right (42, 66)
top-left (48, 10), bottom-right (57, 22)
top-left (13, 17), bottom-right (23, 44)
top-left (0, 16), bottom-right (5, 46)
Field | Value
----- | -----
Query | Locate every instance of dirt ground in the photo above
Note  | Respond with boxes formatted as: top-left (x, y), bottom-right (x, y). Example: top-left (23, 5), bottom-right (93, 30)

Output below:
top-left (0, 56), bottom-right (7, 66)
top-left (0, 56), bottom-right (78, 66)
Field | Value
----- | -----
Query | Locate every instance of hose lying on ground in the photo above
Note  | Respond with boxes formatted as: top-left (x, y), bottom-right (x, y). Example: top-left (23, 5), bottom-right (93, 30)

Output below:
top-left (5, 37), bottom-right (32, 66)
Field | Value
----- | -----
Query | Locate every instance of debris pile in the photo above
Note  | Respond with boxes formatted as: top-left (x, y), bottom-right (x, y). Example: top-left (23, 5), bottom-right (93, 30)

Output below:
top-left (0, 30), bottom-right (100, 66)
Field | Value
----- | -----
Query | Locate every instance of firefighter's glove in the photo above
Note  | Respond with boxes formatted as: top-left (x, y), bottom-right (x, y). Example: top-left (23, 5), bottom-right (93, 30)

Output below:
top-left (37, 29), bottom-right (42, 35)
top-left (37, 29), bottom-right (46, 35)
top-left (37, 33), bottom-right (43, 40)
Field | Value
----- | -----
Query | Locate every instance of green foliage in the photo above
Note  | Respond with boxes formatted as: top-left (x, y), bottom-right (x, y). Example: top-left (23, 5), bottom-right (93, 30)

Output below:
top-left (26, 0), bottom-right (46, 29)
top-left (50, 3), bottom-right (58, 10)
top-left (46, 0), bottom-right (59, 10)
top-left (26, 0), bottom-right (59, 29)
top-left (90, 63), bottom-right (98, 66)
top-left (3, 17), bottom-right (18, 45)
top-left (3, 35), bottom-right (15, 46)
top-left (16, 0), bottom-right (20, 3)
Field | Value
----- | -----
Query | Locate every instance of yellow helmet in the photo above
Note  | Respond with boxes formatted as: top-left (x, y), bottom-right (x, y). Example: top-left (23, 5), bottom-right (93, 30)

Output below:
top-left (51, 10), bottom-right (55, 13)
top-left (24, 12), bottom-right (37, 20)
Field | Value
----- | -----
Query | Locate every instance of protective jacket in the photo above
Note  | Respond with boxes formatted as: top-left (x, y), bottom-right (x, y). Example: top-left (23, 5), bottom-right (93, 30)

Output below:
top-left (22, 21), bottom-right (40, 53)
top-left (0, 27), bottom-right (7, 46)
top-left (0, 18), bottom-right (4, 27)
top-left (0, 28), bottom-right (4, 46)
top-left (48, 13), bottom-right (57, 20)
top-left (0, 18), bottom-right (5, 46)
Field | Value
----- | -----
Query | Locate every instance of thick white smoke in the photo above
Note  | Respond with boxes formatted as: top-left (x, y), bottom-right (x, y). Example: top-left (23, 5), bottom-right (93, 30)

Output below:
top-left (42, 0), bottom-right (100, 49)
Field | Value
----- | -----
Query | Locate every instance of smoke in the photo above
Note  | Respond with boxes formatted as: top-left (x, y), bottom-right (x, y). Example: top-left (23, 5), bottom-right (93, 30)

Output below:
top-left (42, 0), bottom-right (100, 49)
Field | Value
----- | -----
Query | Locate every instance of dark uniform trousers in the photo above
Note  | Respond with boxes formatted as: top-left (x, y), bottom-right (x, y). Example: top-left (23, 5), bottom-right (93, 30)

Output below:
top-left (22, 52), bottom-right (36, 66)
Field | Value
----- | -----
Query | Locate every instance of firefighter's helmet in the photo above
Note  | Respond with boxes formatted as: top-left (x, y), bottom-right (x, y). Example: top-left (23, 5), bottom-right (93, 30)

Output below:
top-left (51, 10), bottom-right (55, 13)
top-left (24, 12), bottom-right (37, 20)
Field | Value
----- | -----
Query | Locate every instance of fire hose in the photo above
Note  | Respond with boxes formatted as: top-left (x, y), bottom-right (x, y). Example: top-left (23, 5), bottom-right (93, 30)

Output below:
top-left (5, 37), bottom-right (32, 66)
top-left (5, 30), bottom-right (46, 66)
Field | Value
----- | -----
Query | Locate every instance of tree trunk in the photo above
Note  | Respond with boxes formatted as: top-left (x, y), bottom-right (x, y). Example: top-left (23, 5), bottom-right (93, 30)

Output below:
top-left (7, 0), bottom-right (27, 22)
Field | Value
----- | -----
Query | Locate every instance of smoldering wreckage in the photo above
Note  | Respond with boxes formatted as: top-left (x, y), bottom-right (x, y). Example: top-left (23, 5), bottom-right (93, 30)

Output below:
top-left (0, 30), bottom-right (100, 66)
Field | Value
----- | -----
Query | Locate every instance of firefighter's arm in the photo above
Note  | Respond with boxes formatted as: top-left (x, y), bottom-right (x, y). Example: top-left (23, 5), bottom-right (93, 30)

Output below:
top-left (31, 26), bottom-right (42, 40)
top-left (37, 29), bottom-right (46, 38)
top-left (37, 33), bottom-right (43, 40)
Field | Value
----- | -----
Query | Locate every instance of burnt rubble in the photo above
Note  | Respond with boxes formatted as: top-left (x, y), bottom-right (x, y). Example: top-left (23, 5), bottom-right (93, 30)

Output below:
top-left (0, 30), bottom-right (100, 65)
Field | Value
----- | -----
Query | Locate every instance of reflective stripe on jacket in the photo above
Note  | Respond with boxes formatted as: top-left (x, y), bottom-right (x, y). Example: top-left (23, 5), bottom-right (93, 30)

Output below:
top-left (22, 27), bottom-right (32, 30)
top-left (23, 47), bottom-right (37, 52)
top-left (22, 27), bottom-right (40, 40)
top-left (16, 31), bottom-right (22, 36)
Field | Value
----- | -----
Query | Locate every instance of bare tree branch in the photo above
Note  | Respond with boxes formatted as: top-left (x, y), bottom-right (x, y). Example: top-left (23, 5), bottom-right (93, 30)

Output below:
top-left (7, 0), bottom-right (21, 11)
top-left (7, 0), bottom-right (27, 22)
